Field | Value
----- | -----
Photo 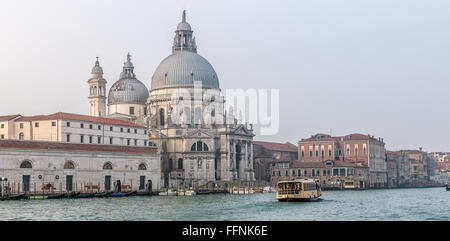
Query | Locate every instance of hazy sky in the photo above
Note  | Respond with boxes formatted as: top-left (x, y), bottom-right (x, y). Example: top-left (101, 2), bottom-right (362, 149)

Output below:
top-left (0, 0), bottom-right (449, 152)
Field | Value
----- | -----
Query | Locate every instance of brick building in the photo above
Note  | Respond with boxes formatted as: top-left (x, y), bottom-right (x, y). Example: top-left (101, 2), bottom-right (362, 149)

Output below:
top-left (269, 160), bottom-right (369, 189)
top-left (253, 141), bottom-right (298, 184)
top-left (298, 133), bottom-right (387, 188)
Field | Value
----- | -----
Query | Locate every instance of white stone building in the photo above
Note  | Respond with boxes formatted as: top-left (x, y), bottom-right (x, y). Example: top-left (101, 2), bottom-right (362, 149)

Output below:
top-left (0, 140), bottom-right (160, 192)
top-left (0, 112), bottom-right (149, 147)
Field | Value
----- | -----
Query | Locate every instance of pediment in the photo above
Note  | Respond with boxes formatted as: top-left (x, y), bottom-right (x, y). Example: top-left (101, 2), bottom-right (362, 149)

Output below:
top-left (185, 129), bottom-right (213, 138)
top-left (230, 124), bottom-right (254, 136)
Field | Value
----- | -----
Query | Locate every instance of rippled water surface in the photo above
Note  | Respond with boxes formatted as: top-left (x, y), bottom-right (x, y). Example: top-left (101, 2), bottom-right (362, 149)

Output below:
top-left (0, 187), bottom-right (448, 221)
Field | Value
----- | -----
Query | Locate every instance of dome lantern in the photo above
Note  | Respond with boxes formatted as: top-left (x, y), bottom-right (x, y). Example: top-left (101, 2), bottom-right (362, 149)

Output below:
top-left (150, 11), bottom-right (219, 91)
top-left (172, 10), bottom-right (197, 54)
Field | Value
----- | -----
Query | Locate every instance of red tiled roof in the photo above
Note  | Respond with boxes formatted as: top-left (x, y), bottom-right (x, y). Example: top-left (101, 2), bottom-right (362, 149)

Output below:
top-left (272, 156), bottom-right (293, 163)
top-left (300, 133), bottom-right (383, 143)
top-left (291, 160), bottom-right (367, 168)
top-left (291, 161), bottom-right (324, 168)
top-left (253, 141), bottom-right (297, 152)
top-left (0, 139), bottom-right (157, 154)
top-left (254, 153), bottom-right (272, 158)
top-left (0, 114), bottom-right (21, 121)
top-left (17, 112), bottom-right (144, 128)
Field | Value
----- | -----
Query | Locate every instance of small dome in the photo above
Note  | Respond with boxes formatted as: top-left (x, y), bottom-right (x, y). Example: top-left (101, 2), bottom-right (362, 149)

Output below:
top-left (108, 78), bottom-right (149, 105)
top-left (91, 57), bottom-right (103, 75)
top-left (151, 51), bottom-right (219, 90)
top-left (108, 53), bottom-right (149, 105)
top-left (177, 21), bottom-right (191, 31)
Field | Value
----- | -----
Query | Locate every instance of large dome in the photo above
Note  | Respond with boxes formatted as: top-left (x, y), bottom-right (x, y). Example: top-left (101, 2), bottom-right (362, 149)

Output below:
top-left (151, 51), bottom-right (219, 90)
top-left (108, 53), bottom-right (149, 105)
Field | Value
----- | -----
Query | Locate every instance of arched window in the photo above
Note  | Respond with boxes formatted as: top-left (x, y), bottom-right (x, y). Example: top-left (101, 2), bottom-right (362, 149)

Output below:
top-left (20, 160), bottom-right (32, 168)
top-left (103, 162), bottom-right (112, 170)
top-left (178, 158), bottom-right (183, 169)
top-left (196, 141), bottom-right (202, 151)
top-left (19, 133), bottom-right (24, 140)
top-left (168, 159), bottom-right (173, 169)
top-left (64, 161), bottom-right (75, 169)
top-left (138, 163), bottom-right (147, 170)
top-left (190, 141), bottom-right (209, 152)
top-left (159, 108), bottom-right (165, 126)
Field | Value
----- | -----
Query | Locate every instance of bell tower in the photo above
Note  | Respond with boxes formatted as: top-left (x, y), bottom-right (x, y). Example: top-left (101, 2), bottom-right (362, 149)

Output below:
top-left (88, 57), bottom-right (107, 117)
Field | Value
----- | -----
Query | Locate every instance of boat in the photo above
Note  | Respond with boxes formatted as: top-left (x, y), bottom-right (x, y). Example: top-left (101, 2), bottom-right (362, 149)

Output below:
top-left (93, 192), bottom-right (111, 198)
top-left (446, 184), bottom-right (449, 191)
top-left (276, 179), bottom-right (322, 202)
top-left (109, 190), bottom-right (137, 197)
top-left (64, 192), bottom-right (80, 198)
top-left (76, 192), bottom-right (97, 198)
top-left (177, 189), bottom-right (196, 196)
top-left (263, 186), bottom-right (274, 193)
top-left (196, 190), bottom-right (211, 195)
top-left (46, 193), bottom-right (66, 199)
top-left (6, 193), bottom-right (28, 200)
top-left (344, 180), bottom-right (360, 189)
top-left (158, 189), bottom-right (178, 196)
top-left (29, 195), bottom-right (47, 200)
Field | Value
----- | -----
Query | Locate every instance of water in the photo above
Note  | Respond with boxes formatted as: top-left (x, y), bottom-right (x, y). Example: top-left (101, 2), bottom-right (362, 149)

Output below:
top-left (0, 187), bottom-right (448, 221)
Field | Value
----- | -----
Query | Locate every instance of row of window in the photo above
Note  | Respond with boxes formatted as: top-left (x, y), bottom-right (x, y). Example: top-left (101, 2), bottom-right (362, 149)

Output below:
top-left (190, 141), bottom-right (209, 152)
top-left (66, 134), bottom-right (149, 146)
top-left (168, 158), bottom-right (184, 170)
top-left (301, 148), bottom-right (367, 157)
top-left (25, 121), bottom-right (146, 135)
top-left (272, 168), bottom-right (355, 177)
top-left (19, 160), bottom-right (148, 170)
top-left (273, 169), bottom-right (331, 177)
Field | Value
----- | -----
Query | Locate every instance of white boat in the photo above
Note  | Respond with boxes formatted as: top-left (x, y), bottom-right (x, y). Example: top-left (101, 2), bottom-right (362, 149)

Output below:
top-left (158, 189), bottom-right (178, 196)
top-left (177, 189), bottom-right (196, 196)
top-left (231, 187), bottom-right (254, 194)
top-left (276, 179), bottom-right (322, 202)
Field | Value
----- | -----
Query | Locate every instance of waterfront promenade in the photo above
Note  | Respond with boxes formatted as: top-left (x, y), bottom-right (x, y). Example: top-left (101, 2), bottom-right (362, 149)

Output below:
top-left (0, 187), bottom-right (447, 221)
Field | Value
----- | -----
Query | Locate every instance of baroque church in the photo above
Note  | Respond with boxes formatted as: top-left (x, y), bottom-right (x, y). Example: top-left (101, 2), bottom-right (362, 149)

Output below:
top-left (87, 11), bottom-right (256, 188)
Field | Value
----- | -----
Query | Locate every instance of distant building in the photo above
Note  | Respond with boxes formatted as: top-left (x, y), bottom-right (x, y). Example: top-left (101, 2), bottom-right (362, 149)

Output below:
top-left (400, 148), bottom-right (437, 186)
top-left (385, 150), bottom-right (411, 188)
top-left (298, 133), bottom-right (387, 188)
top-left (269, 160), bottom-right (369, 189)
top-left (253, 141), bottom-right (298, 184)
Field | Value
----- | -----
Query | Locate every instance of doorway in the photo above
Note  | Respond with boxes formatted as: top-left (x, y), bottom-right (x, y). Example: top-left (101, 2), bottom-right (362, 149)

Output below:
top-left (66, 175), bottom-right (73, 191)
top-left (22, 175), bottom-right (30, 192)
top-left (105, 175), bottom-right (111, 191)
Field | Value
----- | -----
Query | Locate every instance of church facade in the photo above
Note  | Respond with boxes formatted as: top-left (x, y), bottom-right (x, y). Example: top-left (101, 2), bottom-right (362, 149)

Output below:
top-left (88, 11), bottom-right (256, 188)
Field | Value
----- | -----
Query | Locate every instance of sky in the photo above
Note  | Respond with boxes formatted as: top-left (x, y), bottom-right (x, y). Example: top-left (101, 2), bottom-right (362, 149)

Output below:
top-left (0, 0), bottom-right (449, 152)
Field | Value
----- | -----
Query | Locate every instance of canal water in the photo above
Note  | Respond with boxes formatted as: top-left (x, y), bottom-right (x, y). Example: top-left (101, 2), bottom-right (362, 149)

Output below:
top-left (0, 187), bottom-right (448, 221)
